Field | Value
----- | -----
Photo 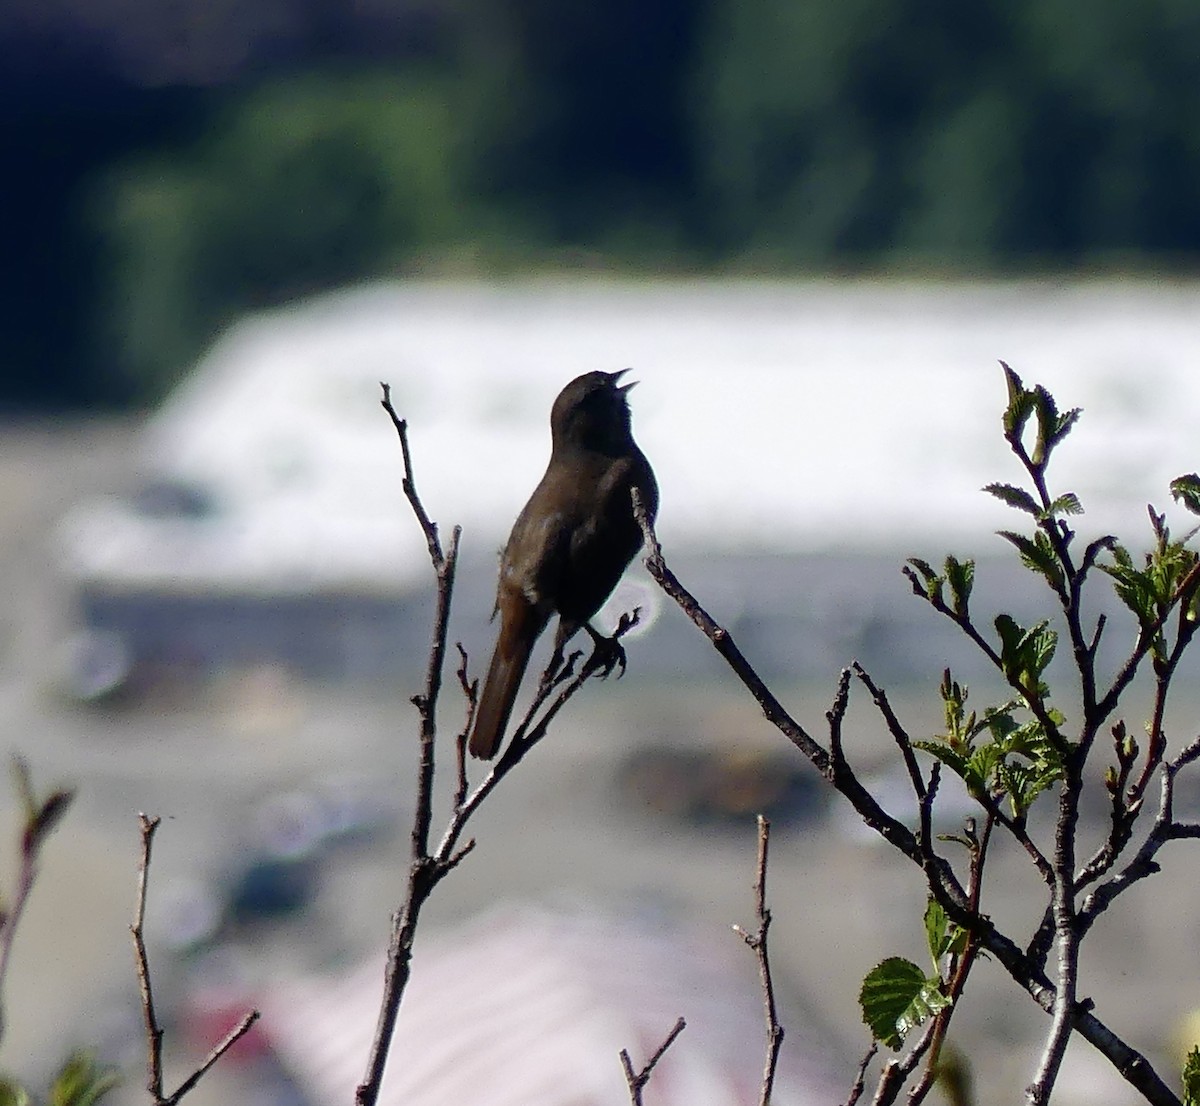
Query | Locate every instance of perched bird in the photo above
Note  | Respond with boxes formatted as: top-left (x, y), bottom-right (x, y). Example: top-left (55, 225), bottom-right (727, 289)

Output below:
top-left (468, 369), bottom-right (658, 760)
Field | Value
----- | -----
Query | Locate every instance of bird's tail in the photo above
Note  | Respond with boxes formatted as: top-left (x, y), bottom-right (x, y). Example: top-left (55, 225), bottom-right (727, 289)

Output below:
top-left (469, 601), bottom-right (544, 760)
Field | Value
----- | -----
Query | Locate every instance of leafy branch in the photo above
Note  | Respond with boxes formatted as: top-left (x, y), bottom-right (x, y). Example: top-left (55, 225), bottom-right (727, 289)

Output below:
top-left (635, 362), bottom-right (1200, 1106)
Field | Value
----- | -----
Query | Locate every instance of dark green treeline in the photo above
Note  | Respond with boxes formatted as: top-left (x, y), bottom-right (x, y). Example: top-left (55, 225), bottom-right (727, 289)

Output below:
top-left (6, 0), bottom-right (1200, 407)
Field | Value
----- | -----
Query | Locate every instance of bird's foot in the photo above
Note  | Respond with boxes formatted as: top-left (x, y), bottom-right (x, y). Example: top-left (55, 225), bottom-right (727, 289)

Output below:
top-left (539, 643), bottom-right (583, 693)
top-left (582, 608), bottom-right (642, 680)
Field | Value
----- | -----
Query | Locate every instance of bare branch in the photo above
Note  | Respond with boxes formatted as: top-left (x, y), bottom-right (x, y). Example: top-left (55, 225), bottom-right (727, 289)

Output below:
top-left (732, 815), bottom-right (785, 1106)
top-left (168, 1010), bottom-right (261, 1102)
top-left (132, 813), bottom-right (260, 1106)
top-left (359, 388), bottom-right (461, 1105)
top-left (1079, 736), bottom-right (1200, 933)
top-left (845, 1042), bottom-right (879, 1106)
top-left (453, 642), bottom-right (477, 810)
top-left (0, 761), bottom-right (74, 1045)
top-left (633, 490), bottom-right (939, 869)
top-left (620, 1017), bottom-right (687, 1106)
top-left (852, 664), bottom-right (925, 802)
top-left (826, 667), bottom-right (853, 768)
top-left (633, 488), bottom-right (830, 770)
top-left (380, 382), bottom-right (442, 563)
top-left (132, 813), bottom-right (165, 1102)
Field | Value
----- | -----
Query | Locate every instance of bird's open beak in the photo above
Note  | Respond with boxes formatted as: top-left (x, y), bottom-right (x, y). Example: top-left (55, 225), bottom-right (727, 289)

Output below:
top-left (612, 367), bottom-right (638, 394)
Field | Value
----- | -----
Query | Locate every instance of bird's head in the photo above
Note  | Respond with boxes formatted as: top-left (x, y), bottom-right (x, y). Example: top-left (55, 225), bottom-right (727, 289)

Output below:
top-left (550, 369), bottom-right (639, 455)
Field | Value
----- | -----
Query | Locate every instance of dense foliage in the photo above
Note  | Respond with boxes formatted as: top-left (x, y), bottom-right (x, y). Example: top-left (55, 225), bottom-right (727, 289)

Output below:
top-left (8, 0), bottom-right (1200, 406)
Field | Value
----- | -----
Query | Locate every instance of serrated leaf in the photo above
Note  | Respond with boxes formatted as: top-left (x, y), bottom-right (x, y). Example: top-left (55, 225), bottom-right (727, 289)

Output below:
top-left (1042, 492), bottom-right (1083, 519)
top-left (1001, 361), bottom-right (1023, 405)
top-left (1000, 362), bottom-right (1034, 442)
top-left (1172, 474), bottom-right (1200, 517)
top-left (1050, 407), bottom-right (1082, 447)
top-left (914, 740), bottom-right (976, 789)
top-left (1030, 385), bottom-right (1062, 465)
top-left (993, 615), bottom-right (1057, 684)
top-left (945, 557), bottom-right (974, 616)
top-left (984, 483), bottom-right (1040, 516)
top-left (998, 530), bottom-right (1063, 590)
top-left (994, 613), bottom-right (1023, 659)
top-left (1028, 623), bottom-right (1058, 676)
top-left (861, 958), bottom-right (925, 1047)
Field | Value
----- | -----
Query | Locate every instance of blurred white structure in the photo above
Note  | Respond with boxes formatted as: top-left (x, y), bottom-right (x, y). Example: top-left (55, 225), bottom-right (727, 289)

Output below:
top-left (55, 279), bottom-right (1200, 692)
top-left (260, 903), bottom-right (844, 1106)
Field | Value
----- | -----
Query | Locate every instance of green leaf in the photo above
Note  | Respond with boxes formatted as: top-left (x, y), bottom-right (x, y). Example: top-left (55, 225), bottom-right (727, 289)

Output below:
top-left (945, 557), bottom-right (974, 616)
top-left (48, 1052), bottom-right (119, 1106)
top-left (914, 739), bottom-right (985, 796)
top-left (1183, 1045), bottom-right (1200, 1106)
top-left (0, 1079), bottom-right (31, 1106)
top-left (860, 957), bottom-right (949, 1050)
top-left (923, 898), bottom-right (968, 965)
top-left (1030, 385), bottom-right (1080, 465)
top-left (1049, 406), bottom-right (1082, 448)
top-left (924, 898), bottom-right (949, 965)
top-left (905, 558), bottom-right (945, 604)
top-left (1042, 492), bottom-right (1083, 519)
top-left (984, 483), bottom-right (1040, 516)
top-left (1000, 362), bottom-right (1034, 443)
top-left (998, 530), bottom-right (1063, 591)
top-left (1172, 474), bottom-right (1200, 517)
top-left (993, 615), bottom-right (1056, 686)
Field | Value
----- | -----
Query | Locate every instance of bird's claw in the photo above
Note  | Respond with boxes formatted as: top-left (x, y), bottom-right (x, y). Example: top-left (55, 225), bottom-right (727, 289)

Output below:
top-left (583, 625), bottom-right (628, 681)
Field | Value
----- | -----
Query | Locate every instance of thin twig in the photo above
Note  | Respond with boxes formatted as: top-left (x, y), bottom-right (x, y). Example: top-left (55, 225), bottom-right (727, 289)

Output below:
top-left (846, 1042), bottom-right (879, 1106)
top-left (453, 642), bottom-right (476, 810)
top-left (620, 1017), bottom-right (687, 1106)
top-left (131, 813), bottom-right (260, 1106)
top-left (633, 490), bottom-right (942, 869)
top-left (169, 1011), bottom-right (261, 1101)
top-left (826, 667), bottom-right (853, 768)
top-left (733, 815), bottom-right (785, 1106)
top-left (132, 813), bottom-right (165, 1102)
top-left (0, 759), bottom-right (75, 1045)
top-left (905, 812), bottom-right (994, 1105)
top-left (380, 382), bottom-right (441, 562)
top-left (853, 664), bottom-right (926, 801)
top-left (1078, 735), bottom-right (1200, 933)
top-left (358, 392), bottom-right (458, 1105)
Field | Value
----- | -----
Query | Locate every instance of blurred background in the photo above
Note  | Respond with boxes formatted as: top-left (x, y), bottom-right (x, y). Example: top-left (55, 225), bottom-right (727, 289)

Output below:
top-left (4, 2), bottom-right (1200, 1104)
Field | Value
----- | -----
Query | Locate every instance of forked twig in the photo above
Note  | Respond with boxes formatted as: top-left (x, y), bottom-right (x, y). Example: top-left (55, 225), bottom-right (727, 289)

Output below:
top-left (132, 813), bottom-right (260, 1105)
top-left (733, 815), bottom-right (785, 1105)
top-left (358, 384), bottom-right (641, 1106)
top-left (620, 1017), bottom-right (687, 1106)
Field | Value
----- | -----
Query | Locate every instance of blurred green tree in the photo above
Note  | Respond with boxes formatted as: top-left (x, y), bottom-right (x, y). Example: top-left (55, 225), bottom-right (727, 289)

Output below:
top-left (692, 0), bottom-right (1200, 265)
top-left (96, 71), bottom-right (466, 400)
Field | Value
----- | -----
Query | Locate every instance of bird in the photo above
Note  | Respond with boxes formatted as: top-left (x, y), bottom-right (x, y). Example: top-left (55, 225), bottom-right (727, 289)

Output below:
top-left (468, 369), bottom-right (658, 760)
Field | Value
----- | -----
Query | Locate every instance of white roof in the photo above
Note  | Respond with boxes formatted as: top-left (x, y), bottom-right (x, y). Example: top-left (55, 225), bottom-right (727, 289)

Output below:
top-left (60, 279), bottom-right (1200, 591)
top-left (260, 903), bottom-right (844, 1106)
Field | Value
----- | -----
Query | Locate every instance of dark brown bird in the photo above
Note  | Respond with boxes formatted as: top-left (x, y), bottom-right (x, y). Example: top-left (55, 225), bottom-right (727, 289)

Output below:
top-left (468, 369), bottom-right (658, 759)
